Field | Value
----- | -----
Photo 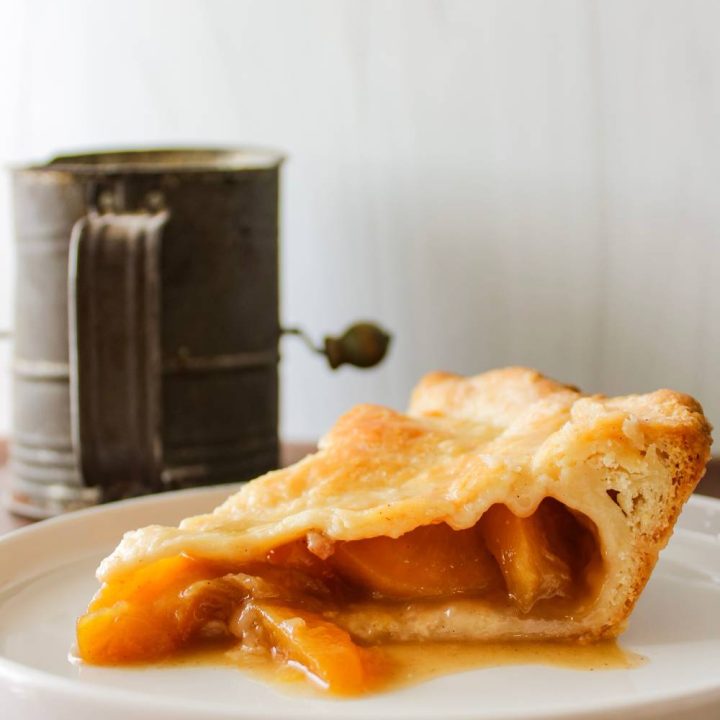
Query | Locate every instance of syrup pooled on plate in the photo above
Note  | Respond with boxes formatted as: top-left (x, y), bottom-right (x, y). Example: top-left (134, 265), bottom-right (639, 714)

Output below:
top-left (160, 637), bottom-right (645, 697)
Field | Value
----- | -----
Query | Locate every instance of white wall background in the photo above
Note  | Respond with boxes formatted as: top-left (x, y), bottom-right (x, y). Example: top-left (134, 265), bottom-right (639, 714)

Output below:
top-left (0, 0), bottom-right (719, 443)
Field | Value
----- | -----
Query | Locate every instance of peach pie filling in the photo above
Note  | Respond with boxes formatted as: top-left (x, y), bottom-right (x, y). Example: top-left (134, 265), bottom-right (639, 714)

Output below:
top-left (77, 499), bottom-right (601, 694)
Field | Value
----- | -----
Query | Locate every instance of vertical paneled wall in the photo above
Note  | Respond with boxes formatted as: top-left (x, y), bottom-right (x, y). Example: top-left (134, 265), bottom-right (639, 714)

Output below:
top-left (0, 0), bottom-right (718, 441)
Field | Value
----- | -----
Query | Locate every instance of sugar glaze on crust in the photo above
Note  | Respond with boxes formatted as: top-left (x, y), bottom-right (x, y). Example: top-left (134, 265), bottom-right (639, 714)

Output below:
top-left (98, 367), bottom-right (712, 642)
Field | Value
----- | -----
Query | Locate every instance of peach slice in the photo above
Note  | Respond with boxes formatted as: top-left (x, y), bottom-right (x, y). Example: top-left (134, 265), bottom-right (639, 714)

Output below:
top-left (478, 504), bottom-right (571, 613)
top-left (87, 555), bottom-right (217, 611)
top-left (77, 601), bottom-right (181, 664)
top-left (248, 602), bottom-right (368, 695)
top-left (78, 556), bottom-right (221, 664)
top-left (330, 523), bottom-right (501, 599)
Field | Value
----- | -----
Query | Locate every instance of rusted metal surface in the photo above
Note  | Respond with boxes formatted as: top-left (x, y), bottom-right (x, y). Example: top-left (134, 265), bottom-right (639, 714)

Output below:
top-left (10, 149), bottom-right (284, 517)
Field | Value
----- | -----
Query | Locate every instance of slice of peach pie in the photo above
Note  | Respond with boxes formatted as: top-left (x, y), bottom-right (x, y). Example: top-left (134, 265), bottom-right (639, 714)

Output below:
top-left (77, 368), bottom-right (712, 695)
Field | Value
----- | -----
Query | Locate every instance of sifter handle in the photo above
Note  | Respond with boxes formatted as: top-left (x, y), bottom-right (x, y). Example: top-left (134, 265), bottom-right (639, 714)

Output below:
top-left (68, 209), bottom-right (168, 499)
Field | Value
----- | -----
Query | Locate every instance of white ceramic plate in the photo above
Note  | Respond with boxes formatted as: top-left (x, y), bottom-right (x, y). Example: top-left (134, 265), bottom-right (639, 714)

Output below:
top-left (0, 488), bottom-right (719, 720)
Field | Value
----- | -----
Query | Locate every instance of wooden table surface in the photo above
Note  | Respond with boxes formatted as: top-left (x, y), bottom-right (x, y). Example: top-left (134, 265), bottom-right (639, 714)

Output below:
top-left (1, 439), bottom-right (719, 536)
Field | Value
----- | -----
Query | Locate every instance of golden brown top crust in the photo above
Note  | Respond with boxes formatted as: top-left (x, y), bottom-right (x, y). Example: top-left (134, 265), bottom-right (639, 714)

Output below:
top-left (98, 366), bottom-right (712, 604)
top-left (409, 367), bottom-right (580, 426)
top-left (412, 367), bottom-right (710, 435)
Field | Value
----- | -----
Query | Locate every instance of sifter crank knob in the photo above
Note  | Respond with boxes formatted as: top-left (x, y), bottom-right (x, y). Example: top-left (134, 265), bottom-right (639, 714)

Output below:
top-left (323, 322), bottom-right (391, 369)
